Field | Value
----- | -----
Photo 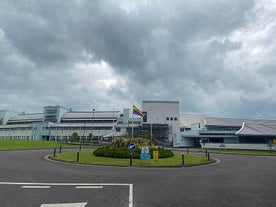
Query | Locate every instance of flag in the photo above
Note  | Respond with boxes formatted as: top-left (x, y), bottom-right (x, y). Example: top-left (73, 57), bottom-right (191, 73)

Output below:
top-left (133, 105), bottom-right (144, 117)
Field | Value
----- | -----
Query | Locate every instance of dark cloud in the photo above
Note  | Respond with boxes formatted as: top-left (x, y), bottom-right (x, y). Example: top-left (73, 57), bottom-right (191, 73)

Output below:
top-left (1, 0), bottom-right (276, 119)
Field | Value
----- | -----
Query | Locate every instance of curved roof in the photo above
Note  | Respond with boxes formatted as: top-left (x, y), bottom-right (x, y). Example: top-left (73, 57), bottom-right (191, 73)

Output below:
top-left (236, 122), bottom-right (276, 136)
top-left (203, 116), bottom-right (276, 127)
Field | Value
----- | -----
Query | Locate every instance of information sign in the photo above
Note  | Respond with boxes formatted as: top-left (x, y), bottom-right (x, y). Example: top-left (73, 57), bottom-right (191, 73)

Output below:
top-left (141, 146), bottom-right (149, 154)
top-left (140, 153), bottom-right (151, 160)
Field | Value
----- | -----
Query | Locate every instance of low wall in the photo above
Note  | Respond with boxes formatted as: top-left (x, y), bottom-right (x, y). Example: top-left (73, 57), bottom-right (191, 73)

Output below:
top-left (202, 143), bottom-right (275, 151)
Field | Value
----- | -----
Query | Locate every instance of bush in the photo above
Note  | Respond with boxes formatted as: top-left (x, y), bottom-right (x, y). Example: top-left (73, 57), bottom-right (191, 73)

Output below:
top-left (110, 137), bottom-right (153, 148)
top-left (93, 146), bottom-right (174, 159)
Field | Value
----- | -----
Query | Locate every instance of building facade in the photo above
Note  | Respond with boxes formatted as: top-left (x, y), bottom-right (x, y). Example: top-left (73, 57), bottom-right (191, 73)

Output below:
top-left (0, 105), bottom-right (141, 142)
top-left (142, 100), bottom-right (180, 141)
top-left (174, 115), bottom-right (276, 150)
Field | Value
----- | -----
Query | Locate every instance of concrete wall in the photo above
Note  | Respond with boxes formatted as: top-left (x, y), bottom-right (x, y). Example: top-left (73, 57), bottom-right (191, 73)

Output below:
top-left (142, 101), bottom-right (180, 136)
top-left (173, 132), bottom-right (195, 147)
top-left (202, 143), bottom-right (274, 151)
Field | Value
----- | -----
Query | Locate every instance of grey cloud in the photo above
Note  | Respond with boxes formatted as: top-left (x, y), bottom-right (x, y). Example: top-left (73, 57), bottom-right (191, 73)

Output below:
top-left (2, 0), bottom-right (276, 119)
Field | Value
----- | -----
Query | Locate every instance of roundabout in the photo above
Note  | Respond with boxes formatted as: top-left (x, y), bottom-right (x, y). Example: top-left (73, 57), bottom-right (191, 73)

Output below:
top-left (0, 149), bottom-right (275, 207)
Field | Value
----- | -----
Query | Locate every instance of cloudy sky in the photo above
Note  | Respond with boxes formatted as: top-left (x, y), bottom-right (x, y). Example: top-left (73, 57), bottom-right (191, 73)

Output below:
top-left (1, 0), bottom-right (276, 119)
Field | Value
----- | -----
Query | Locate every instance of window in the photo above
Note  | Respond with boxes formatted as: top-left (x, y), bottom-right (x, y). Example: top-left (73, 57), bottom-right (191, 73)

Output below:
top-left (170, 117), bottom-right (173, 121)
top-left (166, 117), bottom-right (169, 121)
top-left (174, 117), bottom-right (177, 121)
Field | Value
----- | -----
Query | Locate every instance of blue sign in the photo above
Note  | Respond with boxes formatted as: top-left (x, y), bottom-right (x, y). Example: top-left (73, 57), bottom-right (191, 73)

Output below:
top-left (128, 142), bottom-right (136, 151)
top-left (140, 153), bottom-right (151, 160)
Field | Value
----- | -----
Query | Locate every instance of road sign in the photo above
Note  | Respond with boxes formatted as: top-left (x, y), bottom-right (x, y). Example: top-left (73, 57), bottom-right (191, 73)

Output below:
top-left (128, 142), bottom-right (136, 151)
top-left (273, 139), bottom-right (276, 144)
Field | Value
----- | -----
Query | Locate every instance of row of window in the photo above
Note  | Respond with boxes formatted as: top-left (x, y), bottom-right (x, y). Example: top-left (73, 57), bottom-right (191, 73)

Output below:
top-left (207, 126), bottom-right (241, 131)
top-left (51, 127), bottom-right (112, 131)
top-left (166, 117), bottom-right (177, 121)
top-left (0, 128), bottom-right (31, 131)
top-left (0, 136), bottom-right (30, 139)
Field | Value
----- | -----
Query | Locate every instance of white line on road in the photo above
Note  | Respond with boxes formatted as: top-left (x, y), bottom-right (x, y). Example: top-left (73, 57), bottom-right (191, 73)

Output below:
top-left (0, 181), bottom-right (133, 207)
top-left (21, 186), bottom-right (51, 189)
top-left (75, 186), bottom-right (103, 189)
top-left (129, 184), bottom-right (133, 207)
top-left (40, 202), bottom-right (87, 207)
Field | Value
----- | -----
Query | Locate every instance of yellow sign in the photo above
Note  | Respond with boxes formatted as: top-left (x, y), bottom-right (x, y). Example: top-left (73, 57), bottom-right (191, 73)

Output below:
top-left (273, 139), bottom-right (276, 144)
top-left (153, 151), bottom-right (159, 161)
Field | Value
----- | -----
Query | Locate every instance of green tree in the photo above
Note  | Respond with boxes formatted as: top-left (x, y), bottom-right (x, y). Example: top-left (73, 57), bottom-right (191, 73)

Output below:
top-left (70, 132), bottom-right (80, 143)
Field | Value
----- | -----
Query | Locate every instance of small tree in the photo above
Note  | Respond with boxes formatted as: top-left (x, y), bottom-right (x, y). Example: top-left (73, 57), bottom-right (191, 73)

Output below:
top-left (70, 132), bottom-right (80, 143)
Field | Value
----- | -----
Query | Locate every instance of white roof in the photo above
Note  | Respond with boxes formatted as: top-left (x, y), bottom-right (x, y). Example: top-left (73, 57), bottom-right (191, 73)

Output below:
top-left (203, 116), bottom-right (276, 127)
top-left (0, 124), bottom-right (33, 129)
top-left (236, 122), bottom-right (276, 136)
top-left (51, 123), bottom-right (115, 127)
top-left (8, 113), bottom-right (43, 122)
top-left (62, 111), bottom-right (120, 120)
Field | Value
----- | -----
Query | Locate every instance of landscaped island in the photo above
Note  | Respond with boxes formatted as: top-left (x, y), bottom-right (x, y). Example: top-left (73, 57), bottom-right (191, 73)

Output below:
top-left (51, 137), bottom-right (215, 167)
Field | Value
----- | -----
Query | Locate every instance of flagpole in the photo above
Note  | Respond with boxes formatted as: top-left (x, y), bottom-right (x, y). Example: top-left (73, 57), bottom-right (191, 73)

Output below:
top-left (131, 104), bottom-right (134, 139)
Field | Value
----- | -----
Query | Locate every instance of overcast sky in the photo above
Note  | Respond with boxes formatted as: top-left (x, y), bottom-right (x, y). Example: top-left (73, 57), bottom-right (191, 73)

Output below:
top-left (1, 0), bottom-right (276, 119)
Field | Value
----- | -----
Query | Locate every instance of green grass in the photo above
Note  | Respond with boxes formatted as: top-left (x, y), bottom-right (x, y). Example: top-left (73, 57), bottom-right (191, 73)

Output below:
top-left (0, 140), bottom-right (79, 150)
top-left (207, 149), bottom-right (276, 156)
top-left (51, 151), bottom-right (215, 167)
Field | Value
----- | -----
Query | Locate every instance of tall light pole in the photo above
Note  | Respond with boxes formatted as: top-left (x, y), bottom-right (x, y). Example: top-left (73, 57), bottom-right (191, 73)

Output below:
top-left (91, 108), bottom-right (95, 145)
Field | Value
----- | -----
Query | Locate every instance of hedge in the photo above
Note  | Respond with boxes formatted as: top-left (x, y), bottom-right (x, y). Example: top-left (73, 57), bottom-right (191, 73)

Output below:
top-left (93, 146), bottom-right (174, 159)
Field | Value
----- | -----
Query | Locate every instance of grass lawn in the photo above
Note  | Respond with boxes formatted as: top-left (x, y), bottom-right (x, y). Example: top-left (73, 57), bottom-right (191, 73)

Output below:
top-left (0, 140), bottom-right (79, 150)
top-left (51, 151), bottom-right (215, 167)
top-left (207, 149), bottom-right (276, 156)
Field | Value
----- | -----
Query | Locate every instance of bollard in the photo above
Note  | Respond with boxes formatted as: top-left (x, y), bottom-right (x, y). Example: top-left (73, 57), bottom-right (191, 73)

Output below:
top-left (77, 151), bottom-right (80, 162)
top-left (59, 146), bottom-right (62, 153)
top-left (79, 144), bottom-right (82, 152)
top-left (130, 153), bottom-right (133, 167)
top-left (207, 152), bottom-right (210, 161)
top-left (182, 153), bottom-right (185, 167)
top-left (54, 148), bottom-right (56, 157)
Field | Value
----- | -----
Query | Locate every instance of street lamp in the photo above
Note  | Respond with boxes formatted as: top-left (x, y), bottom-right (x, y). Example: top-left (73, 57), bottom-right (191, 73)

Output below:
top-left (91, 109), bottom-right (95, 145)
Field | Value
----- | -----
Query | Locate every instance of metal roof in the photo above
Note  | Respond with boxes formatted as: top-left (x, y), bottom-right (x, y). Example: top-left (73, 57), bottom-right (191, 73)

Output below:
top-left (203, 116), bottom-right (276, 127)
top-left (51, 123), bottom-right (115, 127)
top-left (8, 113), bottom-right (43, 122)
top-left (236, 122), bottom-right (276, 136)
top-left (62, 111), bottom-right (120, 119)
top-left (0, 124), bottom-right (33, 129)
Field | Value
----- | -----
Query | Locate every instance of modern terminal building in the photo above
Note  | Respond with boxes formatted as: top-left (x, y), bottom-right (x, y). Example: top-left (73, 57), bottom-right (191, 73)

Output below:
top-left (173, 115), bottom-right (276, 150)
top-left (1, 101), bottom-right (276, 150)
top-left (0, 101), bottom-right (180, 144)
top-left (0, 105), bottom-right (141, 142)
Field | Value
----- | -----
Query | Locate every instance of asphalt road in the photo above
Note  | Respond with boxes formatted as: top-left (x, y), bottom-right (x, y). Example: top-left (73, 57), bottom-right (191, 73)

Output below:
top-left (0, 149), bottom-right (276, 207)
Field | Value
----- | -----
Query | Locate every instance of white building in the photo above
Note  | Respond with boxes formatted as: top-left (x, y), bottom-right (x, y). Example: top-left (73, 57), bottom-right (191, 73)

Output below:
top-left (0, 105), bottom-right (141, 142)
top-left (174, 115), bottom-right (276, 150)
top-left (142, 101), bottom-right (180, 141)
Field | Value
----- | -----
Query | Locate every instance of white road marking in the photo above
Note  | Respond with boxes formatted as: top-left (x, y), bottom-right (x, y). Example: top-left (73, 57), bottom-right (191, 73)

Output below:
top-left (40, 202), bottom-right (87, 207)
top-left (0, 182), bottom-right (133, 207)
top-left (22, 186), bottom-right (50, 189)
top-left (129, 184), bottom-right (133, 207)
top-left (75, 186), bottom-right (103, 189)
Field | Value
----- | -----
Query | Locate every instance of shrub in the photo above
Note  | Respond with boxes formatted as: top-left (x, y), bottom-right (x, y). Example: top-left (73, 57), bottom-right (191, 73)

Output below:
top-left (93, 146), bottom-right (174, 159)
top-left (110, 137), bottom-right (153, 149)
